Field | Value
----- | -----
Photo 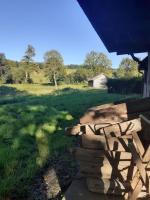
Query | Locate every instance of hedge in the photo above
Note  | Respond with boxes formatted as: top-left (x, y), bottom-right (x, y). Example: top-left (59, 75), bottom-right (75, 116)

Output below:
top-left (107, 78), bottom-right (143, 94)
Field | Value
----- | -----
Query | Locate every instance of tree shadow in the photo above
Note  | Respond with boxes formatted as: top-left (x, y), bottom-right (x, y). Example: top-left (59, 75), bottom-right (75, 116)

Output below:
top-left (0, 86), bottom-right (128, 199)
top-left (0, 85), bottom-right (139, 199)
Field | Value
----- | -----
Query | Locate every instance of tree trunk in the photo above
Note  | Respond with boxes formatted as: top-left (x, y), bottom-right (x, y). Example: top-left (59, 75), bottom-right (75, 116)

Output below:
top-left (25, 71), bottom-right (28, 83)
top-left (53, 73), bottom-right (57, 88)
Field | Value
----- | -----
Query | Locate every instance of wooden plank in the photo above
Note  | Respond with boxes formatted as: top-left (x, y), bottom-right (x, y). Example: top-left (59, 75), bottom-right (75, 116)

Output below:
top-left (128, 142), bottom-right (148, 185)
top-left (129, 146), bottom-right (150, 199)
top-left (75, 148), bottom-right (136, 180)
top-left (66, 118), bottom-right (142, 136)
top-left (63, 178), bottom-right (124, 200)
top-left (80, 98), bottom-right (150, 124)
top-left (90, 98), bottom-right (150, 115)
top-left (143, 52), bottom-right (150, 97)
top-left (78, 160), bottom-right (137, 180)
top-left (97, 118), bottom-right (142, 137)
top-left (81, 134), bottom-right (133, 151)
top-left (86, 178), bottom-right (130, 195)
top-left (75, 148), bottom-right (133, 162)
top-left (132, 132), bottom-right (145, 157)
top-left (86, 178), bottom-right (149, 199)
top-left (140, 114), bottom-right (150, 125)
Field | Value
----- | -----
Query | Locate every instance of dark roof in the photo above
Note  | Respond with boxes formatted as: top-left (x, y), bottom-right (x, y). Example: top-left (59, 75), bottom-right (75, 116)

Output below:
top-left (77, 0), bottom-right (150, 55)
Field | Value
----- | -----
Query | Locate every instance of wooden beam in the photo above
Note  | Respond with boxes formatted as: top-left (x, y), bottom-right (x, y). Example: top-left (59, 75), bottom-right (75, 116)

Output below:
top-left (143, 52), bottom-right (150, 97)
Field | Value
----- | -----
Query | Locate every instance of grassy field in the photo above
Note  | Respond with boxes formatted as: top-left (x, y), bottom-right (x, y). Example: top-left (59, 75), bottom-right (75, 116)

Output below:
top-left (0, 84), bottom-right (137, 199)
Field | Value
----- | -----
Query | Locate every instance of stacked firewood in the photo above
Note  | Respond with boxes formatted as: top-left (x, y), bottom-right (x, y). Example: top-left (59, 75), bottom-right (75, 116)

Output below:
top-left (66, 98), bottom-right (150, 199)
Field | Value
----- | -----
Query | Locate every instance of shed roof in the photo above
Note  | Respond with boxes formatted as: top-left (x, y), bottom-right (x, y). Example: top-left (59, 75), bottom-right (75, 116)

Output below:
top-left (88, 74), bottom-right (106, 81)
top-left (77, 0), bottom-right (150, 55)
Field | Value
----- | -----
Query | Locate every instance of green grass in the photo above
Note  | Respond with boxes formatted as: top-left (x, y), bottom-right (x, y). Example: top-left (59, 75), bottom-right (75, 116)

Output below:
top-left (0, 84), bottom-right (138, 199)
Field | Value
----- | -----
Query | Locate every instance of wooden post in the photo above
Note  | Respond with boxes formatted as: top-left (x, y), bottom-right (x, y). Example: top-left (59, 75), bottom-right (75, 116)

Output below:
top-left (143, 52), bottom-right (150, 97)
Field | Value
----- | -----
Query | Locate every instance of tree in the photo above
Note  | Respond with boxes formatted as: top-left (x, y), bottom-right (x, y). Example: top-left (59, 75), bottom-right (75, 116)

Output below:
top-left (83, 51), bottom-right (112, 77)
top-left (84, 51), bottom-right (112, 68)
top-left (0, 53), bottom-right (11, 83)
top-left (0, 53), bottom-right (6, 77)
top-left (74, 68), bottom-right (92, 82)
top-left (22, 44), bottom-right (36, 83)
top-left (44, 50), bottom-right (66, 87)
top-left (116, 58), bottom-right (140, 78)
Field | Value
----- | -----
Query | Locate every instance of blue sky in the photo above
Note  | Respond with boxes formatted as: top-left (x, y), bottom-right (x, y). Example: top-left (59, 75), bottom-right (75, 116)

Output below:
top-left (0, 0), bottom-right (146, 67)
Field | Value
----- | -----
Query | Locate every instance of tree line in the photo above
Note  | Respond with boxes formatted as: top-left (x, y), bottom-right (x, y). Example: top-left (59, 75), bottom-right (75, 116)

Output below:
top-left (0, 45), bottom-right (141, 86)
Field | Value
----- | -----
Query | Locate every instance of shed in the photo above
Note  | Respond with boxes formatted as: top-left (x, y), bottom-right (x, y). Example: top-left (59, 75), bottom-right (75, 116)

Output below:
top-left (88, 74), bottom-right (107, 89)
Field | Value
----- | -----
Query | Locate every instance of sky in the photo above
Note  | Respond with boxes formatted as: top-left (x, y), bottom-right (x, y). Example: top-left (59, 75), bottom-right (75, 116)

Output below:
top-left (0, 0), bottom-right (146, 68)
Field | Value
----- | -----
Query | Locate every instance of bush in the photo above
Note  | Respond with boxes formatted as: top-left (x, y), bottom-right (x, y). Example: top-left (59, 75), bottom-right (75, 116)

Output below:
top-left (107, 78), bottom-right (143, 94)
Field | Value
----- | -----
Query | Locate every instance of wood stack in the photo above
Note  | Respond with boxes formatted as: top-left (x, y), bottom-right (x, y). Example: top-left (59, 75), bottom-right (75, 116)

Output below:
top-left (66, 98), bottom-right (150, 199)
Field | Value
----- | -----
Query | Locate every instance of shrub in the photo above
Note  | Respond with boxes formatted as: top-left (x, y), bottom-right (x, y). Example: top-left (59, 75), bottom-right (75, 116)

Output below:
top-left (107, 78), bottom-right (143, 94)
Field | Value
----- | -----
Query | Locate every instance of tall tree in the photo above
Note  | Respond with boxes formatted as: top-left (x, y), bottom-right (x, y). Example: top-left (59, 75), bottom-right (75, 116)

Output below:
top-left (0, 53), bottom-right (11, 83)
top-left (84, 51), bottom-right (112, 77)
top-left (0, 53), bottom-right (6, 76)
top-left (22, 45), bottom-right (36, 82)
top-left (84, 51), bottom-right (112, 68)
top-left (44, 50), bottom-right (65, 87)
top-left (116, 58), bottom-right (139, 78)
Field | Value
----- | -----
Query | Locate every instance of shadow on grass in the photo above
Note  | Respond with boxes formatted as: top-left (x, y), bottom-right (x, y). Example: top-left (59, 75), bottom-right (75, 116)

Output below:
top-left (0, 86), bottom-right (133, 199)
top-left (0, 85), bottom-right (27, 96)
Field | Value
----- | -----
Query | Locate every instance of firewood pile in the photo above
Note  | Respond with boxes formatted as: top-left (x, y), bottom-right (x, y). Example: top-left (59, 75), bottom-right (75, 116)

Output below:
top-left (66, 98), bottom-right (150, 200)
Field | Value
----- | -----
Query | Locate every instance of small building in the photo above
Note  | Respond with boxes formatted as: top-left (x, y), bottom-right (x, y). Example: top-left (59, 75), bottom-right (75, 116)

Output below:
top-left (88, 74), bottom-right (107, 89)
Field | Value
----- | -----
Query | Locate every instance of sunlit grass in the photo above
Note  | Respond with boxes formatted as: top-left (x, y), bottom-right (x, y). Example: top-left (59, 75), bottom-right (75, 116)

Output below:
top-left (0, 84), bottom-right (138, 199)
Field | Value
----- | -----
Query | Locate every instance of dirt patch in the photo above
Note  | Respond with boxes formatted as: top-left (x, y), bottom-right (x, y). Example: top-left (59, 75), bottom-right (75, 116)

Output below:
top-left (28, 151), bottom-right (77, 200)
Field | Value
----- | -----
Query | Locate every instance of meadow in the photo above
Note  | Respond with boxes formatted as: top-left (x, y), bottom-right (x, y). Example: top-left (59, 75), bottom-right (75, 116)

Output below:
top-left (0, 84), bottom-right (137, 199)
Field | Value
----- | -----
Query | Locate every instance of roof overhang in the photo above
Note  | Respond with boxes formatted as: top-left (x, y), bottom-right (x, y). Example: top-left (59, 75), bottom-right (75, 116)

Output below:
top-left (77, 0), bottom-right (150, 55)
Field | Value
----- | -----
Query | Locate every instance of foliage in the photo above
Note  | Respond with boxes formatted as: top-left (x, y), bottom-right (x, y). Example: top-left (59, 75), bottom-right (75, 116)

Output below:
top-left (84, 51), bottom-right (112, 68)
top-left (73, 67), bottom-right (92, 82)
top-left (115, 58), bottom-right (140, 78)
top-left (22, 45), bottom-right (36, 63)
top-left (83, 51), bottom-right (113, 78)
top-left (0, 53), bottom-right (11, 83)
top-left (21, 45), bottom-right (36, 83)
top-left (44, 50), bottom-right (66, 86)
top-left (0, 49), bottom-right (144, 85)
